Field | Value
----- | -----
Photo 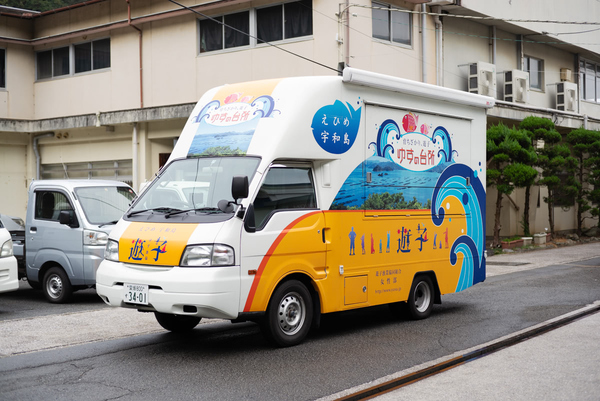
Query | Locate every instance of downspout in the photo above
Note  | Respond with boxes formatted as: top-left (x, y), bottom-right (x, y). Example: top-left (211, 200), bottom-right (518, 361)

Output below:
top-left (33, 133), bottom-right (54, 180)
top-left (345, 0), bottom-right (350, 68)
top-left (421, 4), bottom-right (427, 83)
top-left (126, 0), bottom-right (143, 108)
top-left (432, 6), bottom-right (443, 86)
top-left (491, 25), bottom-right (497, 65)
top-left (132, 122), bottom-right (139, 191)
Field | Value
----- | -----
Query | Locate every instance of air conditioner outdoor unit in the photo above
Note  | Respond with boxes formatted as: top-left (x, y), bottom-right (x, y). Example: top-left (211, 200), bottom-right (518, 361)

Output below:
top-left (556, 82), bottom-right (577, 112)
top-left (468, 61), bottom-right (497, 98)
top-left (504, 69), bottom-right (529, 103)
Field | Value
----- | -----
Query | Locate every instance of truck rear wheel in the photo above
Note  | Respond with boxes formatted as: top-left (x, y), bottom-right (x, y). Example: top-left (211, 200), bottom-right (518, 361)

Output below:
top-left (43, 266), bottom-right (73, 304)
top-left (406, 275), bottom-right (434, 320)
top-left (261, 280), bottom-right (313, 347)
top-left (154, 312), bottom-right (201, 333)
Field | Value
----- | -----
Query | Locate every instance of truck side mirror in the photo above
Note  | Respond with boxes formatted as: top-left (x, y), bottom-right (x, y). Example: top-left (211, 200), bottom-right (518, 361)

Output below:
top-left (244, 203), bottom-right (256, 233)
top-left (232, 176), bottom-right (248, 202)
top-left (59, 210), bottom-right (79, 228)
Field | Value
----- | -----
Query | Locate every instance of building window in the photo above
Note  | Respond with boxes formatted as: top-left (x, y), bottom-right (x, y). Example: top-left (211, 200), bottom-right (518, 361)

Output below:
top-left (257, 0), bottom-right (313, 43)
top-left (74, 38), bottom-right (110, 73)
top-left (0, 48), bottom-right (5, 89)
top-left (580, 60), bottom-right (600, 103)
top-left (36, 39), bottom-right (110, 80)
top-left (37, 47), bottom-right (70, 80)
top-left (372, 1), bottom-right (412, 46)
top-left (42, 159), bottom-right (132, 183)
top-left (199, 1), bottom-right (312, 54)
top-left (524, 56), bottom-right (544, 90)
top-left (200, 11), bottom-right (250, 53)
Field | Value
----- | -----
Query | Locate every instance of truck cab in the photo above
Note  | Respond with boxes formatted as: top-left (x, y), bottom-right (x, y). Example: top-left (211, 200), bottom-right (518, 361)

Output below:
top-left (26, 180), bottom-right (135, 303)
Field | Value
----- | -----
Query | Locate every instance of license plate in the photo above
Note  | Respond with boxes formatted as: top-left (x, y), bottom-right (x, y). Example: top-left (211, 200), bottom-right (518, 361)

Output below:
top-left (124, 283), bottom-right (149, 305)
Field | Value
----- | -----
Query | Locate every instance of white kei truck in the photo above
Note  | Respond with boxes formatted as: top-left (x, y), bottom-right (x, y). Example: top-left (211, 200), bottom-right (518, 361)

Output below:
top-left (96, 68), bottom-right (494, 347)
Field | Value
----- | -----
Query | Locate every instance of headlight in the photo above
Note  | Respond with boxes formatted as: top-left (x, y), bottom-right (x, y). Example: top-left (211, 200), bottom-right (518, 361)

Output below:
top-left (0, 239), bottom-right (13, 258)
top-left (181, 244), bottom-right (234, 267)
top-left (104, 239), bottom-right (119, 261)
top-left (84, 230), bottom-right (109, 246)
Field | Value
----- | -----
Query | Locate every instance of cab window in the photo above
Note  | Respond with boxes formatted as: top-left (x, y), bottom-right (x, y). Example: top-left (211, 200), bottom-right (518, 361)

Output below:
top-left (34, 191), bottom-right (73, 221)
top-left (254, 166), bottom-right (316, 229)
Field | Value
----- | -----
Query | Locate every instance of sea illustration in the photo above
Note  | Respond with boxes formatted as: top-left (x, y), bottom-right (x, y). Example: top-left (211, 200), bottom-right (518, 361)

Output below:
top-left (331, 156), bottom-right (451, 210)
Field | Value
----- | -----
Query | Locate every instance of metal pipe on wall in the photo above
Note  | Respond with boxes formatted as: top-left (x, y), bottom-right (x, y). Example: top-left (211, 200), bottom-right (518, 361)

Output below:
top-left (132, 122), bottom-right (138, 191)
top-left (432, 6), bottom-right (443, 86)
top-left (126, 0), bottom-right (143, 109)
top-left (421, 4), bottom-right (427, 83)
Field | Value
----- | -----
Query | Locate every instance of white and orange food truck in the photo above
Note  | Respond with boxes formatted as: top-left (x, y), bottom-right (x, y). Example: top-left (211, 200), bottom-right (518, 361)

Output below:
top-left (96, 68), bottom-right (494, 346)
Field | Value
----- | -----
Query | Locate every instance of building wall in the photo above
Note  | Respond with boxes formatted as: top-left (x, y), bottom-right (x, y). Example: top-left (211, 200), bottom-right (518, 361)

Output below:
top-left (460, 0), bottom-right (600, 54)
top-left (0, 132), bottom-right (28, 218)
top-left (0, 0), bottom-right (599, 234)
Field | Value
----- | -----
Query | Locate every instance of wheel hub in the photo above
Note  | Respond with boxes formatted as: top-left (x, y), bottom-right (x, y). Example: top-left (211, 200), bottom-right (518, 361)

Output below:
top-left (47, 275), bottom-right (62, 298)
top-left (277, 292), bottom-right (305, 336)
top-left (414, 281), bottom-right (431, 312)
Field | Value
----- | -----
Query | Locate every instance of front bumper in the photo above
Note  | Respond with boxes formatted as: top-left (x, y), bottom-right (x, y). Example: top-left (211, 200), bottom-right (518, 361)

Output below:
top-left (0, 256), bottom-right (19, 294)
top-left (96, 259), bottom-right (241, 320)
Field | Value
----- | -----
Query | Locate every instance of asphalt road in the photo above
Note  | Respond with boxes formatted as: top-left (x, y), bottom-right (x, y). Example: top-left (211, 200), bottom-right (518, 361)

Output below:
top-left (1, 250), bottom-right (599, 400)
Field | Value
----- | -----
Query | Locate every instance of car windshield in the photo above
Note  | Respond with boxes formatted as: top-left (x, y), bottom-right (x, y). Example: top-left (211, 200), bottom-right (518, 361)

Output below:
top-left (129, 157), bottom-right (260, 218)
top-left (75, 186), bottom-right (136, 225)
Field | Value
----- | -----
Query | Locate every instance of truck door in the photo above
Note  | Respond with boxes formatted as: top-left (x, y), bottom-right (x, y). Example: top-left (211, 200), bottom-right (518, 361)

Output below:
top-left (240, 163), bottom-right (326, 313)
top-left (27, 190), bottom-right (83, 283)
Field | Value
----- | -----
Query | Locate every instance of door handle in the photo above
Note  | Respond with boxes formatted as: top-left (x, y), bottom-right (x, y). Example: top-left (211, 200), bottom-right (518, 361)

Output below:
top-left (30, 227), bottom-right (37, 233)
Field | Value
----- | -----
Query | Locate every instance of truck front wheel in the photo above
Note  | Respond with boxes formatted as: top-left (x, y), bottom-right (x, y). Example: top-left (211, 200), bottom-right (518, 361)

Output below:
top-left (261, 280), bottom-right (313, 347)
top-left (154, 312), bottom-right (201, 333)
top-left (43, 267), bottom-right (73, 303)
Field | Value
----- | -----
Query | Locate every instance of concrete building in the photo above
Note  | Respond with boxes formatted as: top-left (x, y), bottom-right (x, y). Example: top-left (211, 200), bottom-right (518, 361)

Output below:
top-left (0, 0), bottom-right (599, 238)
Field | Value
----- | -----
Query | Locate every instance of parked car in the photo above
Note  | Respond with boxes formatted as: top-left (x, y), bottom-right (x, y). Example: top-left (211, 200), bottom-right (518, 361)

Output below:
top-left (0, 225), bottom-right (19, 293)
top-left (25, 180), bottom-right (136, 303)
top-left (0, 214), bottom-right (25, 279)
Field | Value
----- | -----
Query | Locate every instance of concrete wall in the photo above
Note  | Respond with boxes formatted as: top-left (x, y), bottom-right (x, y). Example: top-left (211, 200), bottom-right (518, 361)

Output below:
top-left (0, 132), bottom-right (28, 218)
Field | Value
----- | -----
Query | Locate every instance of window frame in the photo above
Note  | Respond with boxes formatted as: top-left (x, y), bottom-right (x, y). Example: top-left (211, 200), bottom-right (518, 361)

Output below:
top-left (199, 10), bottom-right (251, 53)
top-left (580, 59), bottom-right (600, 103)
top-left (74, 37), bottom-right (111, 74)
top-left (252, 163), bottom-right (318, 230)
top-left (35, 38), bottom-right (111, 81)
top-left (34, 190), bottom-right (75, 222)
top-left (524, 55), bottom-right (544, 91)
top-left (198, 1), bottom-right (313, 55)
top-left (371, 1), bottom-right (412, 47)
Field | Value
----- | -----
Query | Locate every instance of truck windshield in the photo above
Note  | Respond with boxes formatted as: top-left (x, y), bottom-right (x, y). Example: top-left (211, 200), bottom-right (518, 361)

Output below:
top-left (75, 186), bottom-right (136, 225)
top-left (128, 157), bottom-right (260, 219)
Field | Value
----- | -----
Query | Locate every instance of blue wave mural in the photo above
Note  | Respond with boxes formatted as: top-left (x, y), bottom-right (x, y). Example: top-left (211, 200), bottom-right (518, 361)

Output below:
top-left (431, 163), bottom-right (486, 290)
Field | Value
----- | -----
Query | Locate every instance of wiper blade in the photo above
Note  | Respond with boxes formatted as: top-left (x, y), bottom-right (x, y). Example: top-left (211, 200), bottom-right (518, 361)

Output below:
top-left (127, 207), bottom-right (174, 218)
top-left (165, 207), bottom-right (222, 218)
top-left (98, 220), bottom-right (120, 228)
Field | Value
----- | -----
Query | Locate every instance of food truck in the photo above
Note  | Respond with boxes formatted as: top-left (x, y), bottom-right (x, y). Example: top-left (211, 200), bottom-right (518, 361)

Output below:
top-left (96, 68), bottom-right (494, 346)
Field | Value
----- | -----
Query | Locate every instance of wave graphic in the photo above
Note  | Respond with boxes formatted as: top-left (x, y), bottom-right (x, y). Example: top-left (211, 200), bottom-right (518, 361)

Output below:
top-left (430, 163), bottom-right (486, 290)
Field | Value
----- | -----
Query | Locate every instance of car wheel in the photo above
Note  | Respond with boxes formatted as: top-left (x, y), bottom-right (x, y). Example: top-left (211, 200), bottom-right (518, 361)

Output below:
top-left (406, 275), bottom-right (434, 320)
top-left (43, 266), bottom-right (73, 304)
top-left (154, 312), bottom-right (201, 332)
top-left (261, 280), bottom-right (313, 347)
